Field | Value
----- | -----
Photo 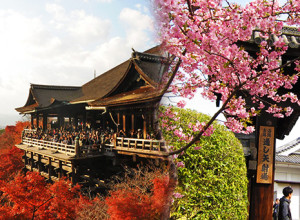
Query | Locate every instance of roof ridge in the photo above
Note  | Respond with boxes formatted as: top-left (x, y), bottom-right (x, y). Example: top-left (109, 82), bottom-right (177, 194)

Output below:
top-left (132, 51), bottom-right (169, 63)
top-left (30, 84), bottom-right (81, 90)
top-left (276, 137), bottom-right (300, 154)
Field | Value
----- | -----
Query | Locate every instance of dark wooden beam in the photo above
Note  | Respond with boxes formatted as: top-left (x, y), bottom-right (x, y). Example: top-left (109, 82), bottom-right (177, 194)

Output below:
top-left (131, 114), bottom-right (135, 131)
top-left (249, 114), bottom-right (276, 220)
top-left (48, 157), bottom-right (52, 182)
top-left (123, 114), bottom-right (126, 132)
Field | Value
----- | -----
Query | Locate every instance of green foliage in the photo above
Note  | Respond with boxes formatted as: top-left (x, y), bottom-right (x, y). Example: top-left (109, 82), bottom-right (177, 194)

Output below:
top-left (0, 129), bottom-right (4, 135)
top-left (160, 106), bottom-right (248, 220)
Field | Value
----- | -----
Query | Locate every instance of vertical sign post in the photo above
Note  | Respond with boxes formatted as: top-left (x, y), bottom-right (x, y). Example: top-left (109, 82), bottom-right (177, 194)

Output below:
top-left (257, 126), bottom-right (274, 184)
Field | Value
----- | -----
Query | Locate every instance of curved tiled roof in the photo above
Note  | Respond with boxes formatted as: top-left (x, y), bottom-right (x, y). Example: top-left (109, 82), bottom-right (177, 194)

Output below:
top-left (16, 45), bottom-right (168, 113)
top-left (89, 86), bottom-right (163, 107)
top-left (276, 155), bottom-right (300, 164)
top-left (71, 60), bottom-right (131, 104)
top-left (16, 84), bottom-right (82, 113)
top-left (70, 46), bottom-right (166, 104)
top-left (251, 26), bottom-right (300, 48)
top-left (276, 137), bottom-right (300, 164)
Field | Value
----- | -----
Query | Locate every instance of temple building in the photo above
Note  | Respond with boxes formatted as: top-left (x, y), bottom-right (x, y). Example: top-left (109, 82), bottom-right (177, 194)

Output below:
top-left (15, 46), bottom-right (170, 185)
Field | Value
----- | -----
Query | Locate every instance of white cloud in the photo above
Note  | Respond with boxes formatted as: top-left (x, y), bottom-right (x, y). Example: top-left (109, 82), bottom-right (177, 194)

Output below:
top-left (0, 2), bottom-right (156, 123)
top-left (46, 3), bottom-right (111, 44)
top-left (85, 37), bottom-right (130, 72)
top-left (68, 10), bottom-right (111, 43)
top-left (46, 3), bottom-right (66, 21)
top-left (119, 7), bottom-right (154, 48)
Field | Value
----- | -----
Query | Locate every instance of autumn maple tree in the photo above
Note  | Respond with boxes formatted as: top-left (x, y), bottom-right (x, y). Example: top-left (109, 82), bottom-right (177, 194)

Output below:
top-left (0, 172), bottom-right (86, 220)
top-left (154, 0), bottom-right (300, 155)
top-left (0, 121), bottom-right (29, 182)
top-left (104, 167), bottom-right (173, 220)
top-left (0, 122), bottom-right (84, 219)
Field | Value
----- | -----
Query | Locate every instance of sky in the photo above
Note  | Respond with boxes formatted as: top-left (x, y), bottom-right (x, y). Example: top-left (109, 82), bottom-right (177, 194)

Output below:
top-left (0, 0), bottom-right (298, 146)
top-left (0, 0), bottom-right (157, 127)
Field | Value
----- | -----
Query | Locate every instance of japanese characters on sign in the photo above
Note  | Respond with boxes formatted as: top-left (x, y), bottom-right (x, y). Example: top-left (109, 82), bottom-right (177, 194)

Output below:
top-left (257, 126), bottom-right (274, 184)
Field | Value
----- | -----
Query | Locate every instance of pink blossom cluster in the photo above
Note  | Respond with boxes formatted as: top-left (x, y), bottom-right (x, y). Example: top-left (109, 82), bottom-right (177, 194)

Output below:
top-left (189, 121), bottom-right (215, 136)
top-left (155, 0), bottom-right (300, 139)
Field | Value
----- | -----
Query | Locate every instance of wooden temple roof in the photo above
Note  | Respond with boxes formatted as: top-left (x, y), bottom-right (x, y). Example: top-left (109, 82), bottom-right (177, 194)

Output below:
top-left (251, 26), bottom-right (300, 49)
top-left (89, 86), bottom-right (164, 107)
top-left (15, 84), bottom-right (82, 114)
top-left (15, 46), bottom-right (169, 114)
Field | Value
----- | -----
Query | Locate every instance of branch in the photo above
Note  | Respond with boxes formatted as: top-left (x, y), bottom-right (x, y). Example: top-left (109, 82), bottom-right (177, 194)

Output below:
top-left (31, 196), bottom-right (54, 220)
top-left (224, 0), bottom-right (233, 10)
top-left (167, 55), bottom-right (300, 155)
top-left (186, 0), bottom-right (194, 17)
top-left (161, 49), bottom-right (186, 95)
top-left (168, 86), bottom-right (241, 155)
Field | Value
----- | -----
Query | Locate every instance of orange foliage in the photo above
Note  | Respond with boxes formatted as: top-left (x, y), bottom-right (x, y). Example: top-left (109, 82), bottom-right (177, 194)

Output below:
top-left (0, 147), bottom-right (23, 182)
top-left (106, 175), bottom-right (171, 220)
top-left (0, 121), bottom-right (88, 219)
top-left (0, 121), bottom-right (30, 150)
top-left (0, 121), bottom-right (29, 182)
top-left (0, 172), bottom-right (86, 220)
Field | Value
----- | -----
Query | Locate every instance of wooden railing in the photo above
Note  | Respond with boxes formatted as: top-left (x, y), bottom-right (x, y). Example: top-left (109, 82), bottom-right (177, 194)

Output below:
top-left (21, 129), bottom-right (168, 158)
top-left (22, 137), bottom-right (76, 155)
top-left (115, 137), bottom-right (167, 156)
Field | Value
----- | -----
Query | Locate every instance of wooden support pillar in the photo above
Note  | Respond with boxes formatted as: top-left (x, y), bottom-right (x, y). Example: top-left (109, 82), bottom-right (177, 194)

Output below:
top-left (143, 116), bottom-right (147, 139)
top-left (58, 161), bottom-right (63, 178)
top-left (131, 114), bottom-right (135, 131)
top-left (75, 137), bottom-right (80, 157)
top-left (24, 151), bottom-right (28, 166)
top-left (22, 151), bottom-right (28, 174)
top-left (249, 114), bottom-right (276, 220)
top-left (58, 115), bottom-right (64, 129)
top-left (38, 155), bottom-right (42, 172)
top-left (30, 152), bottom-right (34, 171)
top-left (31, 114), bottom-right (34, 128)
top-left (71, 163), bottom-right (76, 185)
top-left (83, 113), bottom-right (86, 130)
top-left (48, 157), bottom-right (52, 182)
top-left (123, 114), bottom-right (126, 132)
top-left (117, 113), bottom-right (120, 132)
top-left (155, 158), bottom-right (159, 166)
top-left (36, 114), bottom-right (39, 129)
top-left (149, 114), bottom-right (153, 130)
top-left (75, 116), bottom-right (79, 129)
top-left (43, 113), bottom-right (47, 131)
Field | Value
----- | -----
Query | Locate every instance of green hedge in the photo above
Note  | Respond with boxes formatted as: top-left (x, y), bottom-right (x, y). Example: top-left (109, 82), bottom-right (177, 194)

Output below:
top-left (160, 106), bottom-right (248, 219)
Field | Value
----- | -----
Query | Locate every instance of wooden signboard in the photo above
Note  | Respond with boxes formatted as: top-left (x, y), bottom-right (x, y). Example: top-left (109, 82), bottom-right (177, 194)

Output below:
top-left (256, 126), bottom-right (275, 184)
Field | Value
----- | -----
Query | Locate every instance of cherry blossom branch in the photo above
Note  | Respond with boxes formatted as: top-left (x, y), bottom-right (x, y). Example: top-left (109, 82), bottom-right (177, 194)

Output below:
top-left (166, 55), bottom-right (300, 156)
top-left (162, 50), bottom-right (186, 95)
top-left (186, 0), bottom-right (194, 17)
top-left (168, 86), bottom-right (241, 155)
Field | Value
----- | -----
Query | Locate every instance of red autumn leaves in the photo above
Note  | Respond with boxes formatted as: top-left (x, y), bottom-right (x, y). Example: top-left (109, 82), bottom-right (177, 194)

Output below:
top-left (0, 122), bottom-right (172, 219)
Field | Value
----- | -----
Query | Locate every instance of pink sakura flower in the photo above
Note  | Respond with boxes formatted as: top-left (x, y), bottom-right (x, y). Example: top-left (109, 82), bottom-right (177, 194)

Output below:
top-left (173, 192), bottom-right (184, 199)
top-left (177, 100), bottom-right (187, 108)
top-left (177, 161), bottom-right (185, 168)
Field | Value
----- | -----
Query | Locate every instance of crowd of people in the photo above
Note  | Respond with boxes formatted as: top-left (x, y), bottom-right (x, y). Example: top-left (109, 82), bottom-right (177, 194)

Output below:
top-left (23, 125), bottom-right (161, 148)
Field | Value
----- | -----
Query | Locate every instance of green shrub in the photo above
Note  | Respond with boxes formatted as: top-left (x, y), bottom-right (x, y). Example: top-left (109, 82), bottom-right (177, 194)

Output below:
top-left (160, 106), bottom-right (248, 220)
